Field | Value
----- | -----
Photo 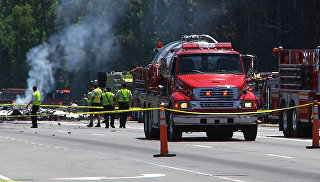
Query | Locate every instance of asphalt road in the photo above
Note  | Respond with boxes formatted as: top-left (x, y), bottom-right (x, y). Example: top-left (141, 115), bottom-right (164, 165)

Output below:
top-left (0, 119), bottom-right (320, 182)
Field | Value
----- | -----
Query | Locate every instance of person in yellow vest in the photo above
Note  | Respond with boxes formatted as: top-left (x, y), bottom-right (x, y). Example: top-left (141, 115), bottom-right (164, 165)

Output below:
top-left (27, 86), bottom-right (41, 128)
top-left (116, 83), bottom-right (132, 128)
top-left (87, 88), bottom-right (93, 105)
top-left (87, 84), bottom-right (102, 127)
top-left (84, 87), bottom-right (94, 112)
top-left (101, 87), bottom-right (115, 128)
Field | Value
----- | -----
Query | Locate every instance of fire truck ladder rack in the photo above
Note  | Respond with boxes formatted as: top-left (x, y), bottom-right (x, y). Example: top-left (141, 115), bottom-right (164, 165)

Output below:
top-left (279, 64), bottom-right (310, 89)
top-left (113, 72), bottom-right (122, 91)
top-left (181, 35), bottom-right (218, 43)
top-left (133, 79), bottom-right (145, 92)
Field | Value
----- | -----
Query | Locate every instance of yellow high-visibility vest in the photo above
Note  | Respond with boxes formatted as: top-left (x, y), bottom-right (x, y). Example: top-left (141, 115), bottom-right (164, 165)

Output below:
top-left (32, 91), bottom-right (41, 106)
top-left (92, 88), bottom-right (102, 104)
top-left (102, 92), bottom-right (115, 106)
top-left (87, 91), bottom-right (92, 104)
top-left (117, 88), bottom-right (131, 103)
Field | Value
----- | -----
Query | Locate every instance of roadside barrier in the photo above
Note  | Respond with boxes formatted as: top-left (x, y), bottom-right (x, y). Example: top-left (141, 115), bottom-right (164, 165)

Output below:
top-left (307, 100), bottom-right (320, 149)
top-left (153, 104), bottom-right (176, 157)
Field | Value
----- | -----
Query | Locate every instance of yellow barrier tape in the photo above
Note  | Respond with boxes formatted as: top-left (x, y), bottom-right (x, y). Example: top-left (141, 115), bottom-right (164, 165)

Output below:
top-left (0, 102), bottom-right (314, 118)
top-left (165, 103), bottom-right (312, 115)
top-left (0, 103), bottom-right (103, 109)
top-left (0, 107), bottom-right (161, 118)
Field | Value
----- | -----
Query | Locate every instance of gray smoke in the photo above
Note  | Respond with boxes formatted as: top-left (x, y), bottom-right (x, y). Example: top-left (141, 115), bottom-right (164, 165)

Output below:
top-left (16, 0), bottom-right (127, 104)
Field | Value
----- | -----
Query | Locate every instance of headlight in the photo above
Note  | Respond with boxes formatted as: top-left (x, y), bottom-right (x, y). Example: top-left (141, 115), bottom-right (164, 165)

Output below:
top-left (244, 102), bottom-right (253, 108)
top-left (173, 102), bottom-right (189, 109)
top-left (180, 102), bottom-right (188, 109)
top-left (243, 101), bottom-right (257, 108)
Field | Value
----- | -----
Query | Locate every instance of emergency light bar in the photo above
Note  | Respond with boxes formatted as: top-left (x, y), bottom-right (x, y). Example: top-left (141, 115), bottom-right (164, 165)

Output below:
top-left (182, 42), bottom-right (232, 50)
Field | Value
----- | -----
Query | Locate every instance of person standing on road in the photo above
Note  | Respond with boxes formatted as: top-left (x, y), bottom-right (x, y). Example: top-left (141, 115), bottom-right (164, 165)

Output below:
top-left (101, 87), bottom-right (115, 128)
top-left (116, 83), bottom-right (132, 128)
top-left (27, 86), bottom-right (41, 128)
top-left (85, 88), bottom-right (94, 112)
top-left (87, 88), bottom-right (93, 105)
top-left (87, 84), bottom-right (102, 127)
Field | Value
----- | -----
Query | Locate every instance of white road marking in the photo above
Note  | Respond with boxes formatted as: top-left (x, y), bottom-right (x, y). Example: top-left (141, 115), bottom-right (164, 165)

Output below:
top-left (144, 162), bottom-right (246, 182)
top-left (193, 144), bottom-right (212, 148)
top-left (266, 154), bottom-right (294, 159)
top-left (91, 133), bottom-right (105, 136)
top-left (52, 174), bottom-right (165, 180)
top-left (0, 174), bottom-right (14, 181)
top-left (58, 130), bottom-right (68, 133)
top-left (263, 136), bottom-right (310, 143)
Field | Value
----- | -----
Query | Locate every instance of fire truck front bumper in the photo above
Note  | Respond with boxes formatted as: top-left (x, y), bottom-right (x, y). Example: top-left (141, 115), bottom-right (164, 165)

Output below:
top-left (172, 113), bottom-right (258, 125)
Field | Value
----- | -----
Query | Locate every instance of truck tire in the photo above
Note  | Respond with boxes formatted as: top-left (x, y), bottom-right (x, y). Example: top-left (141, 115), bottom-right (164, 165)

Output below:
top-left (282, 110), bottom-right (293, 137)
top-left (243, 124), bottom-right (258, 141)
top-left (144, 110), bottom-right (152, 139)
top-left (166, 111), bottom-right (182, 141)
top-left (291, 108), bottom-right (302, 137)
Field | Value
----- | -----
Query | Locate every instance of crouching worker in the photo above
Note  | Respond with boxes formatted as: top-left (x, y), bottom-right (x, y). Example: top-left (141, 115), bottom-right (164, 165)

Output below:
top-left (27, 86), bottom-right (41, 128)
top-left (101, 88), bottom-right (115, 128)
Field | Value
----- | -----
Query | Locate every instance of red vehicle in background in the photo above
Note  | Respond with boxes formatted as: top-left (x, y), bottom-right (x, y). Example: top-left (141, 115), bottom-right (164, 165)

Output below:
top-left (267, 47), bottom-right (320, 137)
top-left (131, 35), bottom-right (258, 140)
top-left (0, 88), bottom-right (71, 106)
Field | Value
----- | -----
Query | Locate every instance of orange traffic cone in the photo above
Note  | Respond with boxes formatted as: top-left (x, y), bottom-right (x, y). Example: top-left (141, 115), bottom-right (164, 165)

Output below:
top-left (307, 100), bottom-right (320, 149)
top-left (153, 104), bottom-right (176, 157)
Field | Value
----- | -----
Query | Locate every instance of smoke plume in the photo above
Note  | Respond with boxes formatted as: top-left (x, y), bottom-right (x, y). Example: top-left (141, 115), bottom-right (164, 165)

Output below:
top-left (16, 0), bottom-right (127, 104)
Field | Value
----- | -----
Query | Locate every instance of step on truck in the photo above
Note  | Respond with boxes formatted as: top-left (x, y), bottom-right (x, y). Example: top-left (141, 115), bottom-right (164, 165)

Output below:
top-left (131, 35), bottom-right (258, 140)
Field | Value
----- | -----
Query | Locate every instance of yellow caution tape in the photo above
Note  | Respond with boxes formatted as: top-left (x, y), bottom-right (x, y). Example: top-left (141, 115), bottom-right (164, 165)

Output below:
top-left (0, 102), bottom-right (314, 118)
top-left (165, 103), bottom-right (312, 115)
top-left (0, 107), bottom-right (161, 118)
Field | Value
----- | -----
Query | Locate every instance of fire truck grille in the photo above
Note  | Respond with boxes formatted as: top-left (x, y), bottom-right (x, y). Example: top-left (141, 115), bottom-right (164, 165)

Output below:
top-left (200, 101), bottom-right (234, 108)
top-left (194, 87), bottom-right (239, 100)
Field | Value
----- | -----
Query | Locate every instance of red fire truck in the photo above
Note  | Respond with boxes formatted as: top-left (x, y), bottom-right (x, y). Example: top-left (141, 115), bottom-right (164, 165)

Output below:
top-left (268, 47), bottom-right (320, 137)
top-left (132, 35), bottom-right (258, 140)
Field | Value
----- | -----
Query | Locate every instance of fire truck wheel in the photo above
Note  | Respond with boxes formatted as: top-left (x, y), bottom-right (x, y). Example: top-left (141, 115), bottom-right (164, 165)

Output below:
top-left (282, 110), bottom-right (293, 137)
top-left (243, 124), bottom-right (257, 141)
top-left (291, 109), bottom-right (302, 137)
top-left (144, 110), bottom-right (152, 139)
top-left (166, 112), bottom-right (182, 141)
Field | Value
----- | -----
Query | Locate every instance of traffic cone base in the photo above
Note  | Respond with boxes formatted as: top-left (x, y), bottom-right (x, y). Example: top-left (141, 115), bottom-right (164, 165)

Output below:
top-left (153, 153), bottom-right (176, 157)
top-left (306, 146), bottom-right (320, 149)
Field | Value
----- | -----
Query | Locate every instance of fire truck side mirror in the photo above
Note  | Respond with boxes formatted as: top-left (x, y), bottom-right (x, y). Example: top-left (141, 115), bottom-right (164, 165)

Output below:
top-left (160, 57), bottom-right (169, 77)
top-left (241, 54), bottom-right (258, 78)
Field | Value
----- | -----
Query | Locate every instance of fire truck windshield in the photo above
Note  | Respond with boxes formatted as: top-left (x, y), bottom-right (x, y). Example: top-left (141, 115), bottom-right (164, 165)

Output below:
top-left (178, 54), bottom-right (243, 75)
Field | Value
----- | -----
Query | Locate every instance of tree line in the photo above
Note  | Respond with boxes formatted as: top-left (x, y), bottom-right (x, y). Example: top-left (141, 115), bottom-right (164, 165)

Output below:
top-left (1, 0), bottom-right (320, 98)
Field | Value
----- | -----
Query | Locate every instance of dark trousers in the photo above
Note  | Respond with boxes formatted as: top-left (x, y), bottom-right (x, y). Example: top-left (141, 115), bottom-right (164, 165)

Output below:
top-left (103, 105), bottom-right (115, 127)
top-left (31, 105), bottom-right (39, 127)
top-left (119, 102), bottom-right (129, 127)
